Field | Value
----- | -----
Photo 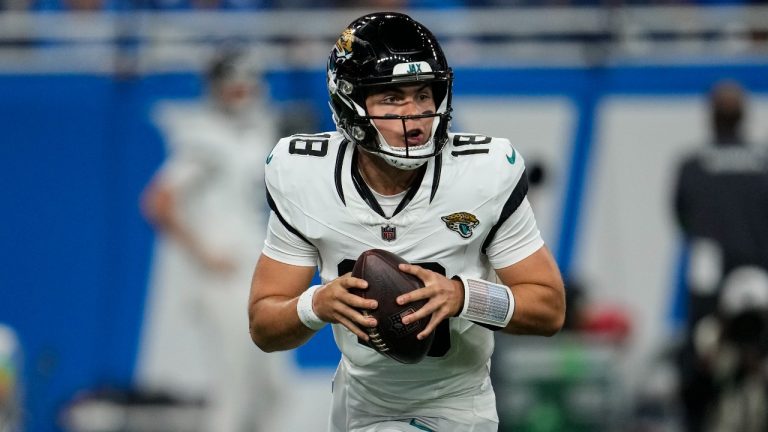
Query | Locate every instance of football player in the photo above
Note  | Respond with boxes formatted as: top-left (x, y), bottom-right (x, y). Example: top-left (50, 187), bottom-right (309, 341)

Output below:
top-left (249, 12), bottom-right (565, 432)
top-left (139, 50), bottom-right (284, 432)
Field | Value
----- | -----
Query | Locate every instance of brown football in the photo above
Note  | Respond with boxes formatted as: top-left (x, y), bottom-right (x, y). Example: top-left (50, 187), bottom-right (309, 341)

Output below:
top-left (350, 249), bottom-right (435, 364)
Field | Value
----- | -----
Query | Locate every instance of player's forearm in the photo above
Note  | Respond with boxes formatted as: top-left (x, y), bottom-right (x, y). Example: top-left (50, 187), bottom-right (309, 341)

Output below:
top-left (165, 221), bottom-right (207, 259)
top-left (503, 282), bottom-right (565, 336)
top-left (249, 296), bottom-right (318, 352)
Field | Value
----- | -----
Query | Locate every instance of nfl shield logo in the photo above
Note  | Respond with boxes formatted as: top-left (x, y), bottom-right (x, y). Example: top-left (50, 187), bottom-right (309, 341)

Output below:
top-left (381, 225), bottom-right (396, 242)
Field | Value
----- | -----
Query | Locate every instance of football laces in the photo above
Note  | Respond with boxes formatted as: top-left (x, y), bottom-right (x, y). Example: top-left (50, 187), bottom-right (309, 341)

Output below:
top-left (362, 310), bottom-right (389, 352)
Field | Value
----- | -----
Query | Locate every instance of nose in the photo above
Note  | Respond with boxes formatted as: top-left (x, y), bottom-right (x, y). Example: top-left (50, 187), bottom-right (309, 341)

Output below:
top-left (402, 98), bottom-right (433, 118)
top-left (397, 98), bottom-right (418, 116)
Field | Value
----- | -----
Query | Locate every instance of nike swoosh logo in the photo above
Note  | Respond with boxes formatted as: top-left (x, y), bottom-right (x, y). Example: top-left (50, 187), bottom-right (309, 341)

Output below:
top-left (266, 153), bottom-right (273, 164)
top-left (409, 419), bottom-right (435, 432)
top-left (506, 148), bottom-right (516, 165)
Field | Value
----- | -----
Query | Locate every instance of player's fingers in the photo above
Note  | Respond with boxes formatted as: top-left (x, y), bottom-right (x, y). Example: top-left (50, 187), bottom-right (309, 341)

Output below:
top-left (336, 315), bottom-right (371, 341)
top-left (331, 276), bottom-right (375, 309)
top-left (339, 274), bottom-right (369, 290)
top-left (336, 305), bottom-right (376, 341)
top-left (398, 263), bottom-right (432, 281)
top-left (396, 285), bottom-right (435, 306)
top-left (341, 292), bottom-right (378, 311)
top-left (336, 303), bottom-right (377, 328)
top-left (400, 296), bottom-right (442, 326)
top-left (416, 314), bottom-right (444, 341)
top-left (319, 277), bottom-right (367, 306)
top-left (339, 276), bottom-right (368, 291)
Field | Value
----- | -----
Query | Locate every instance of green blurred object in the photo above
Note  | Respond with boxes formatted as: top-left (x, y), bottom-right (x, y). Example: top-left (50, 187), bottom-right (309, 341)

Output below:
top-left (493, 334), bottom-right (627, 432)
top-left (0, 324), bottom-right (22, 432)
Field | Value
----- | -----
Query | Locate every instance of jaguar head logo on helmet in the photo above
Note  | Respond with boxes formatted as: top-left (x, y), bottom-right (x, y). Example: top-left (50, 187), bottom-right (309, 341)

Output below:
top-left (334, 28), bottom-right (355, 61)
top-left (327, 12), bottom-right (454, 170)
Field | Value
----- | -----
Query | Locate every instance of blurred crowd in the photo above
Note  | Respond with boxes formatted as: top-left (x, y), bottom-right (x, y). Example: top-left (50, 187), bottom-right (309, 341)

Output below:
top-left (1, 0), bottom-right (766, 12)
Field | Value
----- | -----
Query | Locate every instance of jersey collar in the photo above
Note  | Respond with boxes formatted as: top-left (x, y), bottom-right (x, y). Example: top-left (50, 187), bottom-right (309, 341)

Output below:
top-left (334, 140), bottom-right (443, 219)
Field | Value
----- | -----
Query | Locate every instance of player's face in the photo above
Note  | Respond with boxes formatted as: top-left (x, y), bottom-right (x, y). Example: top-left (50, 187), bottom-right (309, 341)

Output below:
top-left (365, 84), bottom-right (436, 148)
top-left (214, 79), bottom-right (254, 113)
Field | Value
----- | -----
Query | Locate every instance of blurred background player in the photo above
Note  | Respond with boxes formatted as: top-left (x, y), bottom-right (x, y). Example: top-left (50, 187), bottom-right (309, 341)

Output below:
top-left (137, 49), bottom-right (283, 432)
top-left (672, 79), bottom-right (768, 432)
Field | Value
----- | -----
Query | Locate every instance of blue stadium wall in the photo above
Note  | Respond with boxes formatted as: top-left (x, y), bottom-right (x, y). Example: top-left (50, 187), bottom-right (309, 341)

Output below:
top-left (1, 63), bottom-right (767, 431)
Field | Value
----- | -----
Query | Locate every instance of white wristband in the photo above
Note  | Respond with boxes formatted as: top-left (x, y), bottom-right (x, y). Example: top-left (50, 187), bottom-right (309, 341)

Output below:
top-left (456, 275), bottom-right (515, 328)
top-left (297, 284), bottom-right (326, 331)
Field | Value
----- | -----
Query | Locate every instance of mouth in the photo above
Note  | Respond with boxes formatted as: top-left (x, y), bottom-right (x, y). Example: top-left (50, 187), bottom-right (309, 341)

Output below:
top-left (405, 128), bottom-right (425, 147)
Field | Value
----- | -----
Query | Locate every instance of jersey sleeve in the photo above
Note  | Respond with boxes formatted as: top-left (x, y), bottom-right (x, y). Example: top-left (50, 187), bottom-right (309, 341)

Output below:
top-left (478, 137), bottom-right (544, 268)
top-left (263, 136), bottom-right (322, 265)
top-left (486, 197), bottom-right (544, 269)
top-left (262, 212), bottom-right (319, 267)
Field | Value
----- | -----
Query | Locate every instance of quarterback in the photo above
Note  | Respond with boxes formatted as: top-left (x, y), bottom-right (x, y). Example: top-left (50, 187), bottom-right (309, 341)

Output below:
top-left (248, 12), bottom-right (565, 432)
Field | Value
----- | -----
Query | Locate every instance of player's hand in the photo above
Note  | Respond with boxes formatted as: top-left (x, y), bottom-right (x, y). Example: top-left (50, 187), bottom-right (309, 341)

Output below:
top-left (395, 263), bottom-right (464, 341)
top-left (312, 273), bottom-right (378, 341)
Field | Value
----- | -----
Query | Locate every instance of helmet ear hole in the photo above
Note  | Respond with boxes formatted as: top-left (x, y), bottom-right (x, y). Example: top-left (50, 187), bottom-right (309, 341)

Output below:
top-left (339, 80), bottom-right (354, 95)
top-left (352, 126), bottom-right (366, 141)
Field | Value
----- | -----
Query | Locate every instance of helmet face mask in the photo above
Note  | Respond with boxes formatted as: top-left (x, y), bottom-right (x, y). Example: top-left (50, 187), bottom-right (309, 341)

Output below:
top-left (327, 12), bottom-right (453, 170)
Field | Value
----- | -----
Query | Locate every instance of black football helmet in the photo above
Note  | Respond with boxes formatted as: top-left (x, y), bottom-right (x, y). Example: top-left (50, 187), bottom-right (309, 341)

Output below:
top-left (327, 12), bottom-right (453, 170)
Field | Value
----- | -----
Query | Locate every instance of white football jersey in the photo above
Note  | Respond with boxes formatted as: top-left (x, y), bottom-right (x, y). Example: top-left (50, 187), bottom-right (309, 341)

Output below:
top-left (264, 131), bottom-right (543, 408)
top-left (156, 101), bottom-right (275, 262)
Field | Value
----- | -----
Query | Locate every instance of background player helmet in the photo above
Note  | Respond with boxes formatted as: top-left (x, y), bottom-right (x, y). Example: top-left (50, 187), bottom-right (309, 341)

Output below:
top-left (327, 12), bottom-right (453, 170)
top-left (205, 49), bottom-right (258, 114)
